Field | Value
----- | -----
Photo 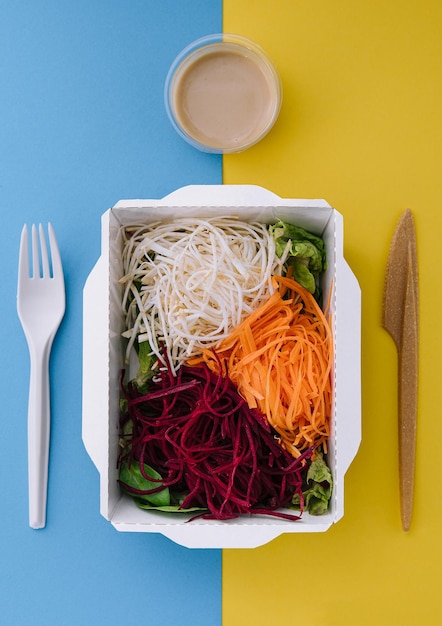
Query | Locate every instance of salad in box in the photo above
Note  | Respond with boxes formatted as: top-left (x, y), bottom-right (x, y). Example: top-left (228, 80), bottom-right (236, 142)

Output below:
top-left (82, 185), bottom-right (361, 549)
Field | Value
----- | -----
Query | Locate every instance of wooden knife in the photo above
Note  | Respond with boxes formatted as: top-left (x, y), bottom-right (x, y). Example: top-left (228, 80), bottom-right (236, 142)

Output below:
top-left (382, 209), bottom-right (419, 531)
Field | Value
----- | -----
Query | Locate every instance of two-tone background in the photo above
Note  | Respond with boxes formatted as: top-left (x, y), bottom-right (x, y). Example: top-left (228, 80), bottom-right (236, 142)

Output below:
top-left (1, 2), bottom-right (441, 624)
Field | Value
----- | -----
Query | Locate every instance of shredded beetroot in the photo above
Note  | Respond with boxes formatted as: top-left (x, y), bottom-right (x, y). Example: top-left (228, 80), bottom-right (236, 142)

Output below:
top-left (119, 361), bottom-right (312, 521)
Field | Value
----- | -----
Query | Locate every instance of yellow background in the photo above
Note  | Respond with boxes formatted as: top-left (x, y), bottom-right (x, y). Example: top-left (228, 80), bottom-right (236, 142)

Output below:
top-left (222, 1), bottom-right (442, 624)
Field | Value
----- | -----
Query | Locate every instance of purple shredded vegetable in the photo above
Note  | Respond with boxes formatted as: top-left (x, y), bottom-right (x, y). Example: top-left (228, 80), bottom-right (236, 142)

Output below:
top-left (119, 361), bottom-right (312, 521)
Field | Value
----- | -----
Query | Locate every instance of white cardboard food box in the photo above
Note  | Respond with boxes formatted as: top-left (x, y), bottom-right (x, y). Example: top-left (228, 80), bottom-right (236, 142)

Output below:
top-left (82, 184), bottom-right (361, 549)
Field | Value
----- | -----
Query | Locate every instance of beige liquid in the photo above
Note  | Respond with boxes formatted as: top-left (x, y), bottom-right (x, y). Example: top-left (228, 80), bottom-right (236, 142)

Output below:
top-left (172, 44), bottom-right (279, 151)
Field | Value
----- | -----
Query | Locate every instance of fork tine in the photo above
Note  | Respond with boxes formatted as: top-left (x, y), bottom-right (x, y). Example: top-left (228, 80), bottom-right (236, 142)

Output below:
top-left (48, 223), bottom-right (63, 278)
top-left (18, 224), bottom-right (30, 283)
top-left (39, 224), bottom-right (50, 278)
top-left (31, 224), bottom-right (40, 279)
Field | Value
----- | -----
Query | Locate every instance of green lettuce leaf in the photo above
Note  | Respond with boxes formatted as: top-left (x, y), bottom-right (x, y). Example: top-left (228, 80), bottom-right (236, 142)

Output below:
top-left (134, 501), bottom-right (207, 514)
top-left (119, 460), bottom-right (170, 507)
top-left (290, 261), bottom-right (317, 294)
top-left (269, 221), bottom-right (326, 298)
top-left (291, 449), bottom-right (333, 515)
top-left (134, 490), bottom-right (207, 514)
top-left (134, 339), bottom-right (157, 392)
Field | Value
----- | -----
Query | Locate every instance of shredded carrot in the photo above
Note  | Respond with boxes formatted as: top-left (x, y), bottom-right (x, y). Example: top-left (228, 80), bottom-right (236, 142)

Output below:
top-left (188, 275), bottom-right (333, 458)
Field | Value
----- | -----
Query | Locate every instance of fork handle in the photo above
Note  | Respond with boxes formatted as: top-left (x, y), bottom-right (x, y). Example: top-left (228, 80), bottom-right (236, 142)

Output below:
top-left (27, 342), bottom-right (51, 529)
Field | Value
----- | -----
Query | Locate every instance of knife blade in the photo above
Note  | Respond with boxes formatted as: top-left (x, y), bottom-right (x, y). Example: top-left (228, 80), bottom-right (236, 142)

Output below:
top-left (382, 209), bottom-right (418, 531)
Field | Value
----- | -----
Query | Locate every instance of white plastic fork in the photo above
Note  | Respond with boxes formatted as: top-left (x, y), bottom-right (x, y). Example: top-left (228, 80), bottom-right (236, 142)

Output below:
top-left (17, 223), bottom-right (66, 529)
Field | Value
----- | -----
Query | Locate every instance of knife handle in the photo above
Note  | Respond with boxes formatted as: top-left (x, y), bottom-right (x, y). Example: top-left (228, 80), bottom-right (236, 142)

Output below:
top-left (397, 248), bottom-right (418, 531)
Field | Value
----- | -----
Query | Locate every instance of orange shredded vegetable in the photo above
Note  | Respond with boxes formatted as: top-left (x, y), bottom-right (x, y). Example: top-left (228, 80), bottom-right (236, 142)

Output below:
top-left (188, 275), bottom-right (333, 458)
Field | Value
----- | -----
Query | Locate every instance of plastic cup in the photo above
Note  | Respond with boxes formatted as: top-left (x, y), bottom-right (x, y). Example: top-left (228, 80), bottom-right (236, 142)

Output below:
top-left (164, 34), bottom-right (282, 154)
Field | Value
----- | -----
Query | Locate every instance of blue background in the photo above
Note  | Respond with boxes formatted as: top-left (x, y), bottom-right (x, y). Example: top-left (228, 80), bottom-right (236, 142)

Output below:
top-left (0, 3), bottom-right (222, 625)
